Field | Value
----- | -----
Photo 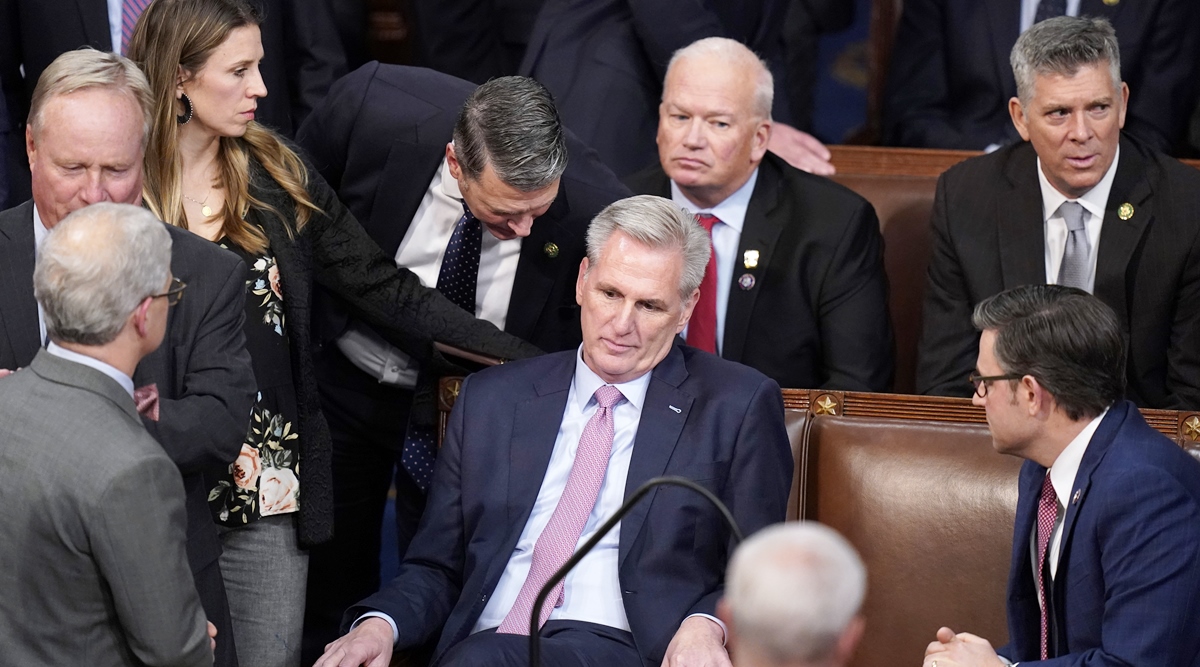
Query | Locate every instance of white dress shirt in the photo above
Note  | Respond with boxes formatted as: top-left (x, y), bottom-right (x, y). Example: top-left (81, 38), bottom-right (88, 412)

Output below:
top-left (1031, 408), bottom-right (1107, 599)
top-left (1038, 148), bottom-right (1118, 295)
top-left (335, 156), bottom-right (522, 388)
top-left (105, 0), bottom-right (123, 55)
top-left (46, 341), bottom-right (136, 398)
top-left (669, 169), bottom-right (760, 354)
top-left (32, 205), bottom-right (51, 346)
top-left (1020, 0), bottom-right (1081, 33)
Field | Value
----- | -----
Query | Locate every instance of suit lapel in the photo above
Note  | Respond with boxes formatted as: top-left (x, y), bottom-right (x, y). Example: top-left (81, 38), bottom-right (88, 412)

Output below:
top-left (368, 133), bottom-right (445, 258)
top-left (1093, 141), bottom-right (1150, 330)
top-left (505, 183), bottom-right (575, 340)
top-left (619, 345), bottom-right (692, 569)
top-left (998, 146), bottom-right (1048, 287)
top-left (723, 158), bottom-right (784, 362)
top-left (0, 202), bottom-right (44, 365)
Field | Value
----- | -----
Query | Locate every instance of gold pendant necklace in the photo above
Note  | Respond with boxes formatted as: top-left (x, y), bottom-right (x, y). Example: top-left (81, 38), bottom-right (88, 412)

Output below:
top-left (183, 189), bottom-right (213, 217)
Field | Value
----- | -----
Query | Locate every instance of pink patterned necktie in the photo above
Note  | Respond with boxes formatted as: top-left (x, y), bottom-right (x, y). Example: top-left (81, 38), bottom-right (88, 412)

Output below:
top-left (1036, 472), bottom-right (1059, 660)
top-left (495, 385), bottom-right (625, 635)
top-left (120, 0), bottom-right (151, 55)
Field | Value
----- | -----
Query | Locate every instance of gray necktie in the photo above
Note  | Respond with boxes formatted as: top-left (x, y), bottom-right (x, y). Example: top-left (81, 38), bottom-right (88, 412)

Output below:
top-left (1034, 0), bottom-right (1067, 25)
top-left (1056, 201), bottom-right (1091, 290)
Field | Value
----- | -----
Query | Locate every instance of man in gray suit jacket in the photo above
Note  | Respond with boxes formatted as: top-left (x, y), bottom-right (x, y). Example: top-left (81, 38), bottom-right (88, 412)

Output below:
top-left (0, 202), bottom-right (213, 666)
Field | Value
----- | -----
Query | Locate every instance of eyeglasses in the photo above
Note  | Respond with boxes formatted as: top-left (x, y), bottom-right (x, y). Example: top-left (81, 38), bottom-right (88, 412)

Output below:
top-left (149, 277), bottom-right (187, 306)
top-left (968, 373), bottom-right (1024, 398)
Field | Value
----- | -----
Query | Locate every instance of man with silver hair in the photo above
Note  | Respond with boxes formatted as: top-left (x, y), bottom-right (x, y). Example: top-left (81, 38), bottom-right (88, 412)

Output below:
top-left (296, 64), bottom-right (630, 657)
top-left (719, 522), bottom-right (866, 667)
top-left (316, 194), bottom-right (792, 667)
top-left (0, 203), bottom-right (213, 666)
top-left (0, 47), bottom-right (253, 667)
top-left (628, 37), bottom-right (893, 393)
top-left (917, 16), bottom-right (1200, 410)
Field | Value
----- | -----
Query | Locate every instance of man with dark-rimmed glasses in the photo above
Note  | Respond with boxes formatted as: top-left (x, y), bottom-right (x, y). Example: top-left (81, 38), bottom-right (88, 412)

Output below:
top-left (924, 284), bottom-right (1200, 667)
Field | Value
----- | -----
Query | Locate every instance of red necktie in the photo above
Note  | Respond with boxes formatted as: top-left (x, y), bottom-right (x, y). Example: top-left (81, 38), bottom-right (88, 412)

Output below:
top-left (496, 385), bottom-right (625, 634)
top-left (1036, 472), bottom-right (1059, 660)
top-left (687, 213), bottom-right (720, 353)
top-left (120, 0), bottom-right (151, 55)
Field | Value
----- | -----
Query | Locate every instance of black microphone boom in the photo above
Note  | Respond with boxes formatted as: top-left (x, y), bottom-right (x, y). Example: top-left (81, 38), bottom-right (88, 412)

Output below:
top-left (528, 475), bottom-right (744, 667)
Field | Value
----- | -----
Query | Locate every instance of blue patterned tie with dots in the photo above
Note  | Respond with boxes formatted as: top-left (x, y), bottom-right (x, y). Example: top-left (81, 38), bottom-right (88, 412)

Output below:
top-left (402, 202), bottom-right (483, 491)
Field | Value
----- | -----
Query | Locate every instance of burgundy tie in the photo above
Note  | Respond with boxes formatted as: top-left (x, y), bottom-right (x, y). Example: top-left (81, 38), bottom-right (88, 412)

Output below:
top-left (687, 213), bottom-right (720, 353)
top-left (495, 385), bottom-right (625, 634)
top-left (1036, 472), bottom-right (1059, 660)
top-left (120, 0), bottom-right (151, 55)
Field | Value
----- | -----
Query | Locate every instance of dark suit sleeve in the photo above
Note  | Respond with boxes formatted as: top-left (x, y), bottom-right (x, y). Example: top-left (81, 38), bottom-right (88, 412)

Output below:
top-left (142, 253), bottom-right (256, 474)
top-left (92, 455), bottom-right (212, 667)
top-left (817, 198), bottom-right (894, 391)
top-left (278, 0), bottom-right (347, 132)
top-left (294, 63), bottom-right (376, 192)
top-left (302, 169), bottom-right (542, 363)
top-left (1120, 0), bottom-right (1200, 153)
top-left (1054, 467), bottom-right (1200, 665)
top-left (1163, 219), bottom-right (1200, 410)
top-left (915, 172), bottom-right (977, 398)
top-left (411, 0), bottom-right (511, 83)
top-left (343, 373), bottom-right (475, 643)
top-left (688, 377), bottom-right (792, 618)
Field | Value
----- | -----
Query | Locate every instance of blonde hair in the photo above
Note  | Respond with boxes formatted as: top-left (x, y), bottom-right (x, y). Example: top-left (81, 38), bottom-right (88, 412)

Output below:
top-left (127, 0), bottom-right (319, 254)
top-left (29, 48), bottom-right (154, 145)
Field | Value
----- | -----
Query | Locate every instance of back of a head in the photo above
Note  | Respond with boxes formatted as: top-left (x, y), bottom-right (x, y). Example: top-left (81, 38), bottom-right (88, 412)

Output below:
top-left (452, 76), bottom-right (568, 191)
top-left (726, 522), bottom-right (866, 665)
top-left (34, 203), bottom-right (172, 346)
top-left (972, 284), bottom-right (1126, 420)
top-left (1010, 16), bottom-right (1121, 107)
top-left (28, 48), bottom-right (153, 145)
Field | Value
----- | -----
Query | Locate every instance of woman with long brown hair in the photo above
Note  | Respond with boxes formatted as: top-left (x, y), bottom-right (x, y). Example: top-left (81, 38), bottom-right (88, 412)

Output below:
top-left (127, 2), bottom-right (538, 664)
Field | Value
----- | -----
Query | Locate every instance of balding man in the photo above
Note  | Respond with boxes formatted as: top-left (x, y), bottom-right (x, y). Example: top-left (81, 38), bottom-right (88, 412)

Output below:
top-left (0, 48), bottom-right (253, 667)
top-left (627, 37), bottom-right (893, 392)
top-left (0, 203), bottom-right (212, 666)
top-left (719, 523), bottom-right (866, 667)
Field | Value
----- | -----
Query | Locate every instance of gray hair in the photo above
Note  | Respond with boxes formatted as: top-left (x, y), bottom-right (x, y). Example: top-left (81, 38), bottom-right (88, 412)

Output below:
top-left (726, 522), bottom-right (866, 664)
top-left (1011, 16), bottom-right (1122, 108)
top-left (585, 195), bottom-right (710, 303)
top-left (452, 76), bottom-right (568, 191)
top-left (28, 48), bottom-right (154, 146)
top-left (666, 37), bottom-right (774, 120)
top-left (973, 285), bottom-right (1125, 421)
top-left (35, 203), bottom-right (172, 346)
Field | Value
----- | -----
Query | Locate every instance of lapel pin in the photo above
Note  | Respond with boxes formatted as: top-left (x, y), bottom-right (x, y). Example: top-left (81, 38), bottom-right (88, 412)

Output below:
top-left (738, 273), bottom-right (755, 290)
top-left (1072, 489), bottom-right (1082, 505)
top-left (668, 405), bottom-right (681, 414)
top-left (543, 242), bottom-right (560, 258)
top-left (1117, 203), bottom-right (1134, 221)
top-left (743, 249), bottom-right (760, 269)
top-left (1103, 0), bottom-right (1118, 5)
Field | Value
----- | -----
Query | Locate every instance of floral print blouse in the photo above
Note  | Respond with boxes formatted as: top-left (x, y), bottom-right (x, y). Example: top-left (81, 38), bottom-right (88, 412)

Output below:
top-left (208, 240), bottom-right (302, 525)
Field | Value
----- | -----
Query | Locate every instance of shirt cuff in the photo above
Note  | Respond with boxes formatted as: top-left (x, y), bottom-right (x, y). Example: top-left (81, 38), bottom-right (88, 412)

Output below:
top-left (352, 612), bottom-right (399, 646)
top-left (684, 613), bottom-right (727, 647)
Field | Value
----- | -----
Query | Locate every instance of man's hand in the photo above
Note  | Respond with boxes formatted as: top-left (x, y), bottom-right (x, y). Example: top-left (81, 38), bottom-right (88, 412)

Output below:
top-left (313, 618), bottom-right (394, 667)
top-left (923, 626), bottom-right (1006, 667)
top-left (767, 123), bottom-right (836, 176)
top-left (661, 616), bottom-right (730, 667)
top-left (207, 621), bottom-right (217, 652)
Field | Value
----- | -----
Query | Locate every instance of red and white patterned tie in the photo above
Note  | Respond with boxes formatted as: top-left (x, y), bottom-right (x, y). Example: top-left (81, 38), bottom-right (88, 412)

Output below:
top-left (120, 0), bottom-right (151, 55)
top-left (495, 385), bottom-right (625, 635)
top-left (1036, 472), bottom-right (1059, 660)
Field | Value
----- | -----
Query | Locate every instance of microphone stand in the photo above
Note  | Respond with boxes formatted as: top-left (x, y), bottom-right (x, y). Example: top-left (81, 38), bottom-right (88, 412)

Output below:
top-left (528, 475), bottom-right (744, 667)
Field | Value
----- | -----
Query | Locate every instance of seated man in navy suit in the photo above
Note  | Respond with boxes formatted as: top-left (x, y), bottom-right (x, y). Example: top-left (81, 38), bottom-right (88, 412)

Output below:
top-left (314, 195), bottom-right (793, 667)
top-left (924, 285), bottom-right (1200, 666)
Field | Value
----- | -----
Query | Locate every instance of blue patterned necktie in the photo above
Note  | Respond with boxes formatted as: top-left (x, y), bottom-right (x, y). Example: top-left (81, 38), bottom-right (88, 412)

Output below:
top-left (435, 203), bottom-right (482, 314)
top-left (1034, 0), bottom-right (1067, 26)
top-left (1056, 201), bottom-right (1091, 291)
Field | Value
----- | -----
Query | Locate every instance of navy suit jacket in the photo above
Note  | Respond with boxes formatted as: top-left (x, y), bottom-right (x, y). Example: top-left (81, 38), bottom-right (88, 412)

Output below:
top-left (883, 0), bottom-right (1200, 154)
top-left (346, 344), bottom-right (793, 666)
top-left (627, 153), bottom-right (894, 391)
top-left (297, 62), bottom-right (631, 353)
top-left (999, 401), bottom-right (1200, 664)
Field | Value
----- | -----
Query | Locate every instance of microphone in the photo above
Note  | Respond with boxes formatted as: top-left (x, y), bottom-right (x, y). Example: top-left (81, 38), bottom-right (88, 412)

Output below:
top-left (527, 475), bottom-right (744, 667)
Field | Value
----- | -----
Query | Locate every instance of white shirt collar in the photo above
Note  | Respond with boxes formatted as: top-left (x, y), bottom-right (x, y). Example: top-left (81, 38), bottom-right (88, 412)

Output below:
top-left (46, 342), bottom-right (136, 399)
top-left (573, 345), bottom-right (652, 413)
top-left (669, 168), bottom-right (759, 234)
top-left (1048, 407), bottom-right (1109, 508)
top-left (32, 204), bottom-right (51, 249)
top-left (439, 155), bottom-right (464, 202)
top-left (1037, 147), bottom-right (1120, 225)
